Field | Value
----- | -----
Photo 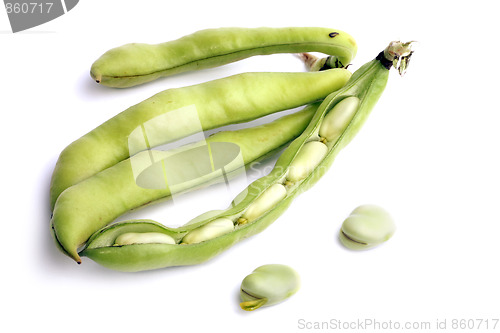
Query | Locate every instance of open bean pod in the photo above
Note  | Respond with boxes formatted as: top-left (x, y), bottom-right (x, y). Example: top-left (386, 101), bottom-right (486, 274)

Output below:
top-left (51, 103), bottom-right (321, 263)
top-left (80, 41), bottom-right (415, 272)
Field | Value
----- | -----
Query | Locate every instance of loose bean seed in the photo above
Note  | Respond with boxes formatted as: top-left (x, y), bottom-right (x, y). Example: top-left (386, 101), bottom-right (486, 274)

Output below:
top-left (339, 204), bottom-right (396, 250)
top-left (240, 264), bottom-right (300, 311)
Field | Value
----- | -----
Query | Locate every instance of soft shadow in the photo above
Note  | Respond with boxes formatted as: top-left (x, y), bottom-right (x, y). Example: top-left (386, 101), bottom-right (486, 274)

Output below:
top-left (75, 70), bottom-right (130, 100)
top-left (232, 283), bottom-right (246, 315)
top-left (37, 153), bottom-right (69, 273)
top-left (0, 30), bottom-right (57, 34)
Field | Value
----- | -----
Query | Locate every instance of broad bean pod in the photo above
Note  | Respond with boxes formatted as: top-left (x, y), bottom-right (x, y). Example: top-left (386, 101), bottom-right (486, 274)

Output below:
top-left (80, 41), bottom-right (415, 272)
top-left (50, 69), bottom-right (351, 209)
top-left (90, 27), bottom-right (357, 88)
top-left (52, 104), bottom-right (321, 263)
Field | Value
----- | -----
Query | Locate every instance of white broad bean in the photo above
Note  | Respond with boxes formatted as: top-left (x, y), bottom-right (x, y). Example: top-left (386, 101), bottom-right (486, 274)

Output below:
top-left (286, 141), bottom-right (327, 182)
top-left (114, 232), bottom-right (176, 246)
top-left (319, 96), bottom-right (359, 142)
top-left (242, 184), bottom-right (287, 222)
top-left (182, 218), bottom-right (234, 244)
top-left (339, 204), bottom-right (396, 250)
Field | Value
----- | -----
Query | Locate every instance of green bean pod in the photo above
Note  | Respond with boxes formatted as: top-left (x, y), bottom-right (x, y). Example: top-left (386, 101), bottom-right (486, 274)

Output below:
top-left (52, 104), bottom-right (320, 263)
top-left (80, 41), bottom-right (414, 272)
top-left (50, 69), bottom-right (351, 210)
top-left (90, 27), bottom-right (357, 88)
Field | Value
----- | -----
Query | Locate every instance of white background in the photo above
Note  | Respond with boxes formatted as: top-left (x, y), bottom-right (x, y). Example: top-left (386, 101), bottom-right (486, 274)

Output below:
top-left (1, 1), bottom-right (499, 332)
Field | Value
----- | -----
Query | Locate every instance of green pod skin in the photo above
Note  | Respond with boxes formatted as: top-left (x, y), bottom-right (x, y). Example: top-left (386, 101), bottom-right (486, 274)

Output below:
top-left (90, 27), bottom-right (357, 88)
top-left (52, 104), bottom-right (320, 263)
top-left (81, 42), bottom-right (412, 272)
top-left (50, 69), bottom-right (351, 210)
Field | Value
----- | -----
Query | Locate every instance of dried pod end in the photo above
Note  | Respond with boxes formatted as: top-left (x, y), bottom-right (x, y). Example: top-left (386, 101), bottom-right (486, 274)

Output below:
top-left (383, 41), bottom-right (416, 76)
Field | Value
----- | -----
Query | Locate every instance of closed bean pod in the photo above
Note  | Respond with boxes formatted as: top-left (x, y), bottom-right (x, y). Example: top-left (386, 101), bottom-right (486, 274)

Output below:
top-left (52, 103), bottom-right (321, 263)
top-left (50, 69), bottom-right (351, 209)
top-left (339, 204), bottom-right (396, 250)
top-left (80, 41), bottom-right (414, 272)
top-left (90, 27), bottom-right (357, 88)
top-left (240, 264), bottom-right (300, 311)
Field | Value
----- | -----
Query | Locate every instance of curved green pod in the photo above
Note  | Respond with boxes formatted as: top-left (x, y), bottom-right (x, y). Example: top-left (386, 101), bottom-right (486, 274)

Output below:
top-left (50, 69), bottom-right (351, 209)
top-left (81, 41), bottom-right (415, 272)
top-left (52, 104), bottom-right (320, 263)
top-left (90, 27), bottom-right (357, 88)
